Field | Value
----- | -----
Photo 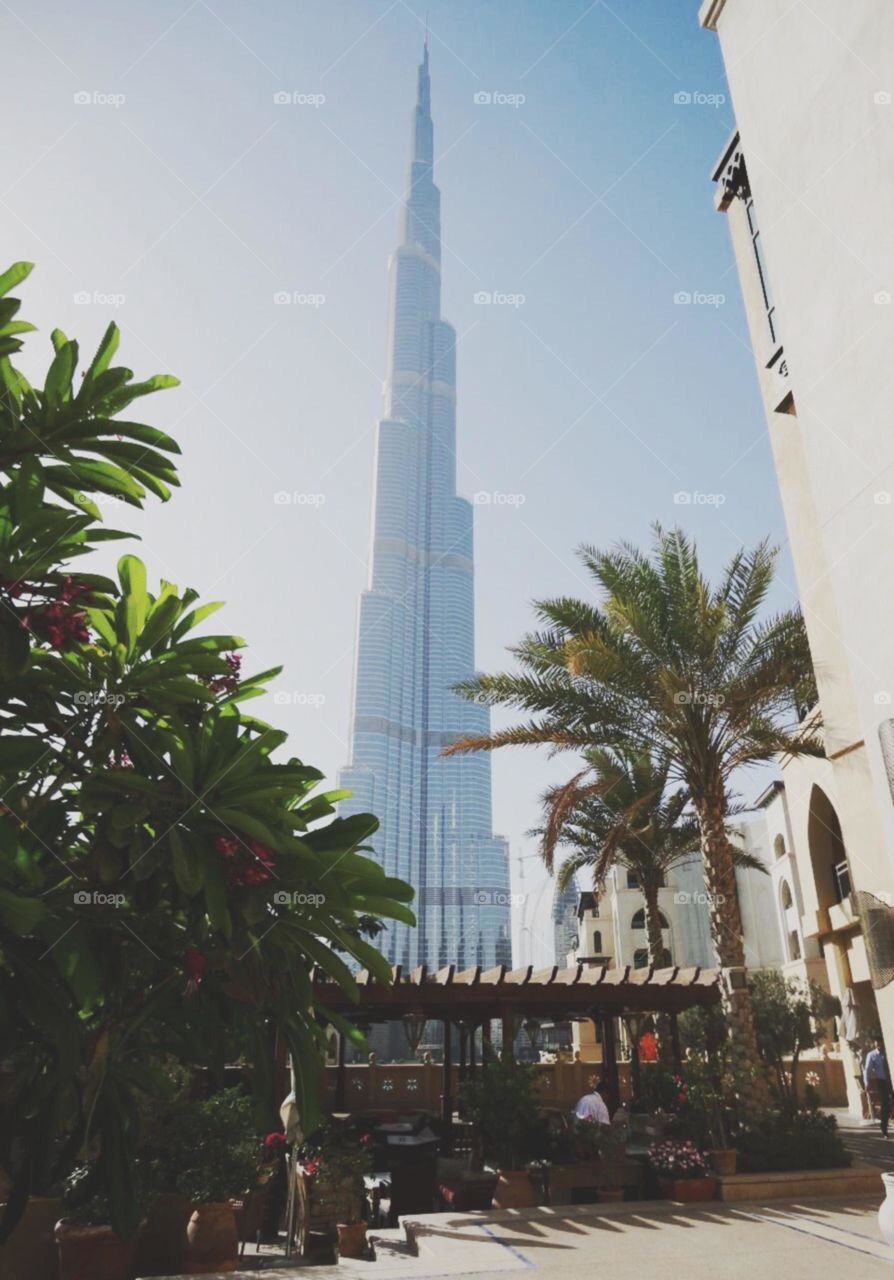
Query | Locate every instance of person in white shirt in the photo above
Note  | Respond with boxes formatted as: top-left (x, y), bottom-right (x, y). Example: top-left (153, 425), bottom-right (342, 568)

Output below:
top-left (574, 1078), bottom-right (611, 1125)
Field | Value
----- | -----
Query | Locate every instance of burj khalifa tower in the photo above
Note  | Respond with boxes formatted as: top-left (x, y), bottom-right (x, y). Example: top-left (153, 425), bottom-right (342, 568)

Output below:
top-left (339, 42), bottom-right (512, 973)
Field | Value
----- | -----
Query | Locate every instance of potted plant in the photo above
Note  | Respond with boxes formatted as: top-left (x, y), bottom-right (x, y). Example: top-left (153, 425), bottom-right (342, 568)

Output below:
top-left (666, 1061), bottom-right (737, 1177)
top-left (168, 1089), bottom-right (261, 1274)
top-left (297, 1124), bottom-right (372, 1257)
top-left (648, 1139), bottom-right (717, 1203)
top-left (55, 1170), bottom-right (141, 1280)
top-left (460, 1057), bottom-right (548, 1208)
top-left (538, 1116), bottom-right (609, 1205)
top-left (133, 1111), bottom-right (196, 1277)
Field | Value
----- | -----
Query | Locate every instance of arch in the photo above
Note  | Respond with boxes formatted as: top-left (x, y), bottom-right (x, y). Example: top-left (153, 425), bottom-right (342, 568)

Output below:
top-left (773, 834), bottom-right (786, 860)
top-left (631, 907), bottom-right (669, 930)
top-left (592, 929), bottom-right (602, 954)
top-left (806, 785), bottom-right (850, 911)
top-left (780, 880), bottom-right (793, 910)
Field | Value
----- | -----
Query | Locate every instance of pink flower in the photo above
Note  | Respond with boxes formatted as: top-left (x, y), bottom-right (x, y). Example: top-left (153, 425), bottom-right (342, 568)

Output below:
top-left (213, 835), bottom-right (240, 858)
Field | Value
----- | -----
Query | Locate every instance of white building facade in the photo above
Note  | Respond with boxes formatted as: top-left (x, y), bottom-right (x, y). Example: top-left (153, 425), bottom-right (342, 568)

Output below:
top-left (700, 0), bottom-right (894, 1109)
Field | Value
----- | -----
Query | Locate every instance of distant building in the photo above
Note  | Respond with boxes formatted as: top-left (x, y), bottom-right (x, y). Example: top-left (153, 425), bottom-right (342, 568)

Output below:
top-left (551, 876), bottom-right (580, 968)
top-left (338, 43), bottom-right (511, 972)
top-left (568, 831), bottom-right (782, 975)
top-left (567, 821), bottom-right (784, 1061)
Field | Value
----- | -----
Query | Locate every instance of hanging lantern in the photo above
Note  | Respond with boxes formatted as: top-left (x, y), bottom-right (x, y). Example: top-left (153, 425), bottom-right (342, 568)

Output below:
top-left (402, 1009), bottom-right (427, 1055)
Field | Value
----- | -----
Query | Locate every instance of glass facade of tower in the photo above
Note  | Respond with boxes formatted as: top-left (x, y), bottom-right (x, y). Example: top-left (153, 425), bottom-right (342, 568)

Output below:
top-left (339, 47), bottom-right (512, 972)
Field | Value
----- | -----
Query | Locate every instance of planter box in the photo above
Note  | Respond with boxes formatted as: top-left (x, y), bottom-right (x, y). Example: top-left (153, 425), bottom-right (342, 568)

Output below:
top-left (709, 1149), bottom-right (737, 1177)
top-left (544, 1163), bottom-right (600, 1207)
top-left (659, 1176), bottom-right (718, 1203)
top-left (0, 1198), bottom-right (62, 1280)
top-left (717, 1160), bottom-right (883, 1203)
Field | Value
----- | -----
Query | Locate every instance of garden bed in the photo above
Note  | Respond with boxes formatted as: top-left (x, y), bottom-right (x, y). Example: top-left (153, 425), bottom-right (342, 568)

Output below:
top-left (715, 1160), bottom-right (882, 1202)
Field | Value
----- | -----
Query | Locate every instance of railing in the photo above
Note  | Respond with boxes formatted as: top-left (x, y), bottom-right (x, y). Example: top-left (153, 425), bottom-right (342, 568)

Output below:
top-left (322, 1058), bottom-right (606, 1114)
top-left (322, 1053), bottom-right (847, 1114)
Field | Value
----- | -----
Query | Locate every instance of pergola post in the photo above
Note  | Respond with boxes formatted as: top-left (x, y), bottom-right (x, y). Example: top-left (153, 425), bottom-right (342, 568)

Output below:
top-left (501, 1010), bottom-right (514, 1060)
top-left (670, 1011), bottom-right (683, 1074)
top-left (626, 1017), bottom-right (642, 1102)
top-left (482, 1018), bottom-right (492, 1065)
top-left (334, 1030), bottom-right (347, 1112)
top-left (469, 1023), bottom-right (477, 1076)
top-left (440, 1018), bottom-right (453, 1144)
top-left (597, 1010), bottom-right (620, 1111)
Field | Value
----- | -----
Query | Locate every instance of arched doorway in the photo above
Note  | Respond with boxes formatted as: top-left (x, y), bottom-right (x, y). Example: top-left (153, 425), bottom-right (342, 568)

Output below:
top-left (806, 785), bottom-right (850, 911)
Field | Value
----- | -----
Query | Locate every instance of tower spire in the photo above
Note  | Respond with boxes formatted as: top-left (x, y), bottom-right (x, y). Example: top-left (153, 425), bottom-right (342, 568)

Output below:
top-left (412, 31), bottom-right (433, 167)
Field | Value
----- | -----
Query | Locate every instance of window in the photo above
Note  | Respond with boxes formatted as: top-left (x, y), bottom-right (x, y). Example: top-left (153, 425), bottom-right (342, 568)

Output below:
top-left (633, 948), bottom-right (649, 970)
top-left (788, 930), bottom-right (802, 962)
top-left (773, 834), bottom-right (786, 860)
top-left (631, 908), bottom-right (669, 930)
top-left (781, 881), bottom-right (793, 910)
top-left (592, 930), bottom-right (602, 954)
top-left (626, 870), bottom-right (639, 889)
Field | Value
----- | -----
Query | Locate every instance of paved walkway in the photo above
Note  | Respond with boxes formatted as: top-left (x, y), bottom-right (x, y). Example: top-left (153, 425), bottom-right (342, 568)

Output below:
top-left (833, 1105), bottom-right (894, 1169)
top-left (161, 1196), bottom-right (894, 1279)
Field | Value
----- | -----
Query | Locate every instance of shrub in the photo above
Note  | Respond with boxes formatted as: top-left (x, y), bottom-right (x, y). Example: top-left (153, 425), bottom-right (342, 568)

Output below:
top-left (155, 1088), bottom-right (262, 1203)
top-left (736, 1110), bottom-right (851, 1173)
top-left (460, 1056), bottom-right (548, 1170)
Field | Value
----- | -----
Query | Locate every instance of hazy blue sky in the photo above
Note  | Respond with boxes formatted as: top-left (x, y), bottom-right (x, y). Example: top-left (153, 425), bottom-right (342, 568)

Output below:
top-left (6, 0), bottom-right (791, 963)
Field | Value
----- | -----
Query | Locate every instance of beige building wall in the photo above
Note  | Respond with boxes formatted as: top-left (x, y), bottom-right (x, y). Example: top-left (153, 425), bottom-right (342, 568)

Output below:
top-left (701, 0), bottom-right (894, 1088)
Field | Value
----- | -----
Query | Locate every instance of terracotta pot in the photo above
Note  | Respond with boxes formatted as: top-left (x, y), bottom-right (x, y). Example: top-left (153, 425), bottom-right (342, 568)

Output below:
top-left (0, 1196), bottom-right (62, 1280)
top-left (132, 1193), bottom-right (191, 1276)
top-left (597, 1187), bottom-right (625, 1202)
top-left (184, 1201), bottom-right (239, 1274)
top-left (709, 1148), bottom-right (737, 1177)
top-left (336, 1220), bottom-right (367, 1258)
top-left (493, 1170), bottom-right (537, 1210)
top-left (54, 1222), bottom-right (135, 1280)
top-left (658, 1176), bottom-right (718, 1203)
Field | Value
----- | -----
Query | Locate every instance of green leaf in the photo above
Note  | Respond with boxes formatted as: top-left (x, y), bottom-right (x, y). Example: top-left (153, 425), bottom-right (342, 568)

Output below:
top-left (0, 736), bottom-right (49, 771)
top-left (0, 262), bottom-right (34, 298)
top-left (170, 829), bottom-right (204, 896)
top-left (0, 611), bottom-right (30, 679)
top-left (203, 862), bottom-right (232, 939)
top-left (0, 888), bottom-right (45, 934)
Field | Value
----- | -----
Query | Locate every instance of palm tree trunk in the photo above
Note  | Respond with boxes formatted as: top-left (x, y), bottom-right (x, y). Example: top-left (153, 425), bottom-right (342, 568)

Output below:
top-left (694, 785), bottom-right (771, 1119)
top-left (643, 882), bottom-right (673, 1065)
top-left (642, 883), bottom-right (668, 968)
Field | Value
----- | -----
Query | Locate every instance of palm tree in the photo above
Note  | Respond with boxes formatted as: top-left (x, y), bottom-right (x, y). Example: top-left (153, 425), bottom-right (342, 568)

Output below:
top-left (538, 747), bottom-right (697, 967)
top-left (447, 527), bottom-right (820, 1116)
top-left (539, 746), bottom-right (766, 969)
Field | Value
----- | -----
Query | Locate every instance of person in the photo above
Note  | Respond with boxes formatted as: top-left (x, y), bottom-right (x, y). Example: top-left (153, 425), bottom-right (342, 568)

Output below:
top-left (864, 1036), bottom-right (893, 1137)
top-left (574, 1077), bottom-right (611, 1125)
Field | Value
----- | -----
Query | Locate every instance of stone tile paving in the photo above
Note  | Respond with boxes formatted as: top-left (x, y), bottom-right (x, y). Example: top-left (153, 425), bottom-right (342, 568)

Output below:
top-left (150, 1197), bottom-right (894, 1280)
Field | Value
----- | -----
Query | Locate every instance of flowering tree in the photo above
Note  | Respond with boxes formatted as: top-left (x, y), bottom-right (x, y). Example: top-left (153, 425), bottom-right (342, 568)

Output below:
top-left (0, 263), bottom-right (414, 1237)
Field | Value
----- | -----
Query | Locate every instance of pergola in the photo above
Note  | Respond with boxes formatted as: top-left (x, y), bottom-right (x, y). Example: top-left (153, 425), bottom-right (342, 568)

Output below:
top-left (314, 961), bottom-right (721, 1132)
